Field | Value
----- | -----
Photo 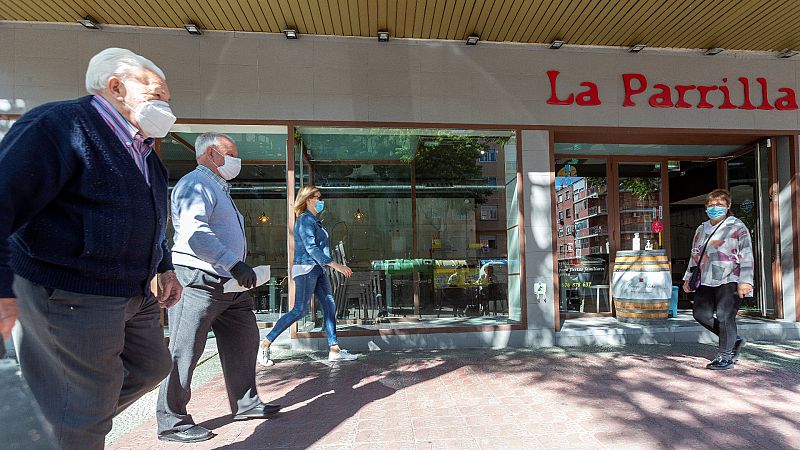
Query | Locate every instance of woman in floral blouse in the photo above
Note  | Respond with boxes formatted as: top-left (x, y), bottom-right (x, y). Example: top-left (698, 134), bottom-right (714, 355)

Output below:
top-left (683, 188), bottom-right (754, 370)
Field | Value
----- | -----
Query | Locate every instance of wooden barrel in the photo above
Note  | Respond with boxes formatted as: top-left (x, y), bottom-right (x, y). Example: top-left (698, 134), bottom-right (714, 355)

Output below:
top-left (611, 250), bottom-right (672, 324)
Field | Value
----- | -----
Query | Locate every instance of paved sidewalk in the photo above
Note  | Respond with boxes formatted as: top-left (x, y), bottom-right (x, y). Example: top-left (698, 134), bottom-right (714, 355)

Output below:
top-left (109, 341), bottom-right (800, 449)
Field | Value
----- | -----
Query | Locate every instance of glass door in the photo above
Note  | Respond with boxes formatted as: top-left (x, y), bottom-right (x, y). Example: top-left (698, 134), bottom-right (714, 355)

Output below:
top-left (555, 158), bottom-right (611, 315)
top-left (727, 143), bottom-right (775, 316)
top-left (616, 162), bottom-right (665, 252)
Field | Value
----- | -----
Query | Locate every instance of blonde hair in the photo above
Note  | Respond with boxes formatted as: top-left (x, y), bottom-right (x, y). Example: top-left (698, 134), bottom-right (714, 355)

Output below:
top-left (294, 185), bottom-right (320, 217)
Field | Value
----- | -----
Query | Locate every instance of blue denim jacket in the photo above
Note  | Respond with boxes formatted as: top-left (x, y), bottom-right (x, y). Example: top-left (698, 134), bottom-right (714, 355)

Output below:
top-left (294, 211), bottom-right (333, 266)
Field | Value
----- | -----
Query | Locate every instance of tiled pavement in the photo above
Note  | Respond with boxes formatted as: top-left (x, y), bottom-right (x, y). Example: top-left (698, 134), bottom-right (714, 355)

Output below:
top-left (109, 342), bottom-right (800, 450)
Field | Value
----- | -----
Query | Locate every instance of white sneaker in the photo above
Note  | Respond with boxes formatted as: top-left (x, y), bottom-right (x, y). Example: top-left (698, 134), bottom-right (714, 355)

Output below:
top-left (328, 349), bottom-right (358, 361)
top-left (257, 346), bottom-right (274, 367)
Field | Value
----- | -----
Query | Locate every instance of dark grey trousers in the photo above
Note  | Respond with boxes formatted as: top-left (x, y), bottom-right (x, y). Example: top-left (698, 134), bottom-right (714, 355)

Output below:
top-left (12, 275), bottom-right (171, 450)
top-left (156, 266), bottom-right (261, 435)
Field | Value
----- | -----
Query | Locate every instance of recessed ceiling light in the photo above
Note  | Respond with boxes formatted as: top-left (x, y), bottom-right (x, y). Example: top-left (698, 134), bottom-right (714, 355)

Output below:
top-left (79, 17), bottom-right (100, 30)
top-left (378, 30), bottom-right (389, 42)
top-left (284, 29), bottom-right (298, 39)
top-left (183, 23), bottom-right (202, 35)
top-left (704, 47), bottom-right (723, 55)
top-left (550, 40), bottom-right (564, 49)
top-left (466, 35), bottom-right (479, 45)
top-left (778, 49), bottom-right (798, 58)
top-left (630, 44), bottom-right (646, 53)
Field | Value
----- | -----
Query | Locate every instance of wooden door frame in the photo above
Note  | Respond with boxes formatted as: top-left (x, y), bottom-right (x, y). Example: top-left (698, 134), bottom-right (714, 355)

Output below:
top-left (767, 138), bottom-right (785, 319)
top-left (555, 154), bottom-right (720, 320)
top-left (610, 157), bottom-right (672, 318)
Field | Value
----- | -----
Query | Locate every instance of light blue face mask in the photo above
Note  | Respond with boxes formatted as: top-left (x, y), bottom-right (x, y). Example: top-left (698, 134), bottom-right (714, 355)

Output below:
top-left (706, 205), bottom-right (727, 220)
top-left (315, 200), bottom-right (325, 213)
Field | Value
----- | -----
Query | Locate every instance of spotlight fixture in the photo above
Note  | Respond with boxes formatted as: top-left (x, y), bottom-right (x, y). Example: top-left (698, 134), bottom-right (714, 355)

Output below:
top-left (354, 209), bottom-right (364, 222)
top-left (778, 49), bottom-right (798, 58)
top-left (466, 35), bottom-right (480, 46)
top-left (257, 212), bottom-right (271, 225)
top-left (78, 16), bottom-right (100, 30)
top-left (549, 40), bottom-right (564, 49)
top-left (629, 44), bottom-right (646, 53)
top-left (283, 29), bottom-right (298, 39)
top-left (378, 30), bottom-right (390, 42)
top-left (183, 23), bottom-right (202, 35)
top-left (704, 47), bottom-right (723, 56)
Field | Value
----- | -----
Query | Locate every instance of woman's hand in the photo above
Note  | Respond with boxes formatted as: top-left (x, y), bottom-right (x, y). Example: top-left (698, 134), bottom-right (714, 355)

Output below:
top-left (682, 280), bottom-right (694, 293)
top-left (737, 283), bottom-right (753, 298)
top-left (329, 262), bottom-right (352, 278)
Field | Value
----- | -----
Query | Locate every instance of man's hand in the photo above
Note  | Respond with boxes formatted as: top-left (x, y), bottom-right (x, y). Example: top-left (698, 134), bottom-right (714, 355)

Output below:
top-left (682, 280), bottom-right (694, 293)
top-left (157, 271), bottom-right (182, 308)
top-left (230, 261), bottom-right (257, 289)
top-left (737, 283), bottom-right (753, 299)
top-left (0, 297), bottom-right (19, 340)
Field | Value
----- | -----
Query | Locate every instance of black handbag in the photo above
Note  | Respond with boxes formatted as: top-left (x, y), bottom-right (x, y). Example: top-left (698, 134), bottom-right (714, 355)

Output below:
top-left (0, 336), bottom-right (58, 450)
top-left (688, 221), bottom-right (724, 290)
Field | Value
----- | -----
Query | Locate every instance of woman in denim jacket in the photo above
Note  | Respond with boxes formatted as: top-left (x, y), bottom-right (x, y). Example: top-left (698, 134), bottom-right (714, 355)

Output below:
top-left (258, 185), bottom-right (357, 365)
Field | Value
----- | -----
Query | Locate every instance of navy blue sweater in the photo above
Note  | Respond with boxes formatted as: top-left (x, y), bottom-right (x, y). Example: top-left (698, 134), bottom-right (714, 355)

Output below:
top-left (0, 96), bottom-right (173, 298)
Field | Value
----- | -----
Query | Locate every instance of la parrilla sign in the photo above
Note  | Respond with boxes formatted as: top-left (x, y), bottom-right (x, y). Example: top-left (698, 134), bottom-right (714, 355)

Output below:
top-left (546, 70), bottom-right (799, 110)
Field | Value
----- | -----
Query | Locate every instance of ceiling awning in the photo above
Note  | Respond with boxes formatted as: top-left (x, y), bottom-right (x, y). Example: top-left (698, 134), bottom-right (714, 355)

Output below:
top-left (1, 0), bottom-right (798, 53)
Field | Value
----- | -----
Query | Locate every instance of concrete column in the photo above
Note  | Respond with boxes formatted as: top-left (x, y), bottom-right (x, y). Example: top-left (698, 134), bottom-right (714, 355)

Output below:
top-left (521, 130), bottom-right (557, 331)
top-left (777, 136), bottom-right (798, 321)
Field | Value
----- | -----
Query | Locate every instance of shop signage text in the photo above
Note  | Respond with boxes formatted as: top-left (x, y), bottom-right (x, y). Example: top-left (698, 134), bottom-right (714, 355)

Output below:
top-left (546, 70), bottom-right (800, 110)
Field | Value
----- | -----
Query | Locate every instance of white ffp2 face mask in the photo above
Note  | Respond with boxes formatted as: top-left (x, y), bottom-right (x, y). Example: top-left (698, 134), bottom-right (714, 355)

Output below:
top-left (213, 149), bottom-right (242, 180)
top-left (127, 99), bottom-right (176, 138)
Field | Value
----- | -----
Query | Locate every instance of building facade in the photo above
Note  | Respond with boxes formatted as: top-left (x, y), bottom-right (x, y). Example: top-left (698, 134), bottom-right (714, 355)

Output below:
top-left (1, 22), bottom-right (799, 349)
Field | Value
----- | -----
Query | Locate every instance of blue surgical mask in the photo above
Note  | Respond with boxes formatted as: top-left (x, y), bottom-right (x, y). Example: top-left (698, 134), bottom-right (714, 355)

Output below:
top-left (706, 205), bottom-right (727, 220)
top-left (315, 200), bottom-right (325, 213)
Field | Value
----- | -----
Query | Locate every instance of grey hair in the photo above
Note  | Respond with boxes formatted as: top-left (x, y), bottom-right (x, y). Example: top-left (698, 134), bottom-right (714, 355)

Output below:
top-left (85, 48), bottom-right (166, 95)
top-left (195, 132), bottom-right (234, 158)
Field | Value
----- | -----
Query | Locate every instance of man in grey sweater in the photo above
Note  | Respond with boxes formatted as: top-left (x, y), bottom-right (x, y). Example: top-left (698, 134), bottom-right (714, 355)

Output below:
top-left (156, 132), bottom-right (280, 443)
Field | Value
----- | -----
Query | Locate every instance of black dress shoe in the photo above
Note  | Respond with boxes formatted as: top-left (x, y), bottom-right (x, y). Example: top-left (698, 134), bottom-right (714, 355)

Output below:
top-left (158, 425), bottom-right (213, 443)
top-left (732, 337), bottom-right (746, 361)
top-left (233, 403), bottom-right (281, 420)
top-left (706, 358), bottom-right (735, 370)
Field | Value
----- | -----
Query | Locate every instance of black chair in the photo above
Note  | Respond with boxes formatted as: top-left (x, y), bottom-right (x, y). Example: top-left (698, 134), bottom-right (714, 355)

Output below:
top-left (438, 287), bottom-right (474, 317)
top-left (479, 282), bottom-right (505, 316)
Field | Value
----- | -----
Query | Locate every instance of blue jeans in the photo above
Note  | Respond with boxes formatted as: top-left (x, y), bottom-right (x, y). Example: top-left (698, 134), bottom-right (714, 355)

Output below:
top-left (266, 266), bottom-right (338, 347)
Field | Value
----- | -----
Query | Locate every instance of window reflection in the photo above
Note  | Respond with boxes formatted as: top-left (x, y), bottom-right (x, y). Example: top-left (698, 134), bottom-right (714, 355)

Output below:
top-left (555, 158), bottom-right (611, 314)
top-left (161, 127), bottom-right (289, 323)
top-left (295, 127), bottom-right (521, 331)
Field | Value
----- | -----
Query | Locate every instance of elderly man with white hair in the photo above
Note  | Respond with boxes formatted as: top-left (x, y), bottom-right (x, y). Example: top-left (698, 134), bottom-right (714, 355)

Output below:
top-left (155, 132), bottom-right (280, 443)
top-left (0, 48), bottom-right (181, 449)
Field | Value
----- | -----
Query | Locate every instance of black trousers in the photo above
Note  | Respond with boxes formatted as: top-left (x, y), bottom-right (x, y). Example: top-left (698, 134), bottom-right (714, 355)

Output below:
top-left (692, 282), bottom-right (742, 355)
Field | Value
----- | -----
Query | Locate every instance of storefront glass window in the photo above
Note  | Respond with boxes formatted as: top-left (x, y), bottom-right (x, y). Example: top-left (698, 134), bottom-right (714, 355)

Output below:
top-left (0, 117), bottom-right (15, 141)
top-left (294, 127), bottom-right (521, 332)
top-left (618, 163), bottom-right (663, 251)
top-left (160, 125), bottom-right (289, 323)
top-left (555, 158), bottom-right (611, 314)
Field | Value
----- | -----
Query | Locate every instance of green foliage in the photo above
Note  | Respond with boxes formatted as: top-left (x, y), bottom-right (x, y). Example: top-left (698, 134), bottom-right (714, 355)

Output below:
top-left (585, 176), bottom-right (606, 188)
top-left (408, 134), bottom-right (508, 204)
top-left (619, 177), bottom-right (659, 201)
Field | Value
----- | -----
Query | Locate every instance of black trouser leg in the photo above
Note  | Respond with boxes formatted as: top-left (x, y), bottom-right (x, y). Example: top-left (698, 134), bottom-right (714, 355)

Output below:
top-left (714, 282), bottom-right (742, 354)
top-left (692, 286), bottom-right (718, 335)
top-left (693, 283), bottom-right (741, 355)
